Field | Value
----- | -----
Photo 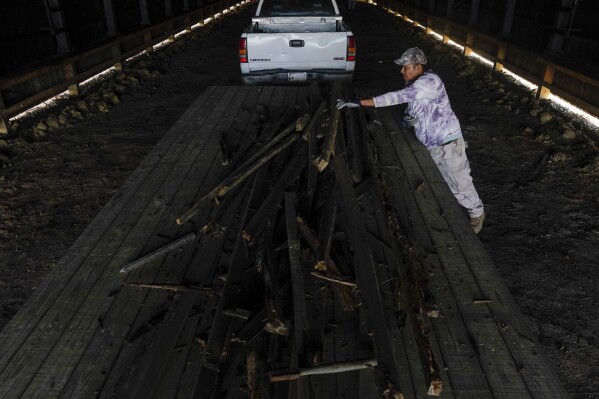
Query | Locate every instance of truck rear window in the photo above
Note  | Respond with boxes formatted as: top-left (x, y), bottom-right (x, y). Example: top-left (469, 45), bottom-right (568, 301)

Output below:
top-left (258, 0), bottom-right (336, 17)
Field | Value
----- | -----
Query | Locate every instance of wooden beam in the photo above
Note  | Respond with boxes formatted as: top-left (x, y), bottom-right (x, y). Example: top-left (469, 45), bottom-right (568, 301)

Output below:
top-left (285, 192), bottom-right (307, 367)
top-left (176, 115), bottom-right (311, 225)
top-left (296, 215), bottom-right (355, 311)
top-left (314, 107), bottom-right (340, 172)
top-left (140, 0), bottom-right (151, 24)
top-left (500, 0), bottom-right (517, 37)
top-left (270, 358), bottom-right (377, 382)
top-left (119, 232), bottom-right (196, 273)
top-left (331, 154), bottom-right (402, 391)
top-left (103, 0), bottom-right (118, 36)
top-left (242, 142), bottom-right (308, 242)
top-left (468, 0), bottom-right (480, 25)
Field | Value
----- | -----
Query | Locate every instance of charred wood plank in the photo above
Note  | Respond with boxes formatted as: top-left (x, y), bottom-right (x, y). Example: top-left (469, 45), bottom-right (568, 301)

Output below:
top-left (331, 153), bottom-right (402, 393)
top-left (242, 142), bottom-right (308, 242)
top-left (285, 192), bottom-right (307, 365)
top-left (176, 114), bottom-right (311, 225)
top-left (314, 107), bottom-right (341, 172)
top-left (365, 111), bottom-right (444, 397)
top-left (317, 192), bottom-right (337, 263)
top-left (119, 232), bottom-right (196, 273)
top-left (296, 216), bottom-right (355, 311)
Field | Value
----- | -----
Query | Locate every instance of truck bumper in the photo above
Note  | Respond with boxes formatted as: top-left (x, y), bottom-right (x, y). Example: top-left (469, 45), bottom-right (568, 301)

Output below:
top-left (242, 69), bottom-right (353, 85)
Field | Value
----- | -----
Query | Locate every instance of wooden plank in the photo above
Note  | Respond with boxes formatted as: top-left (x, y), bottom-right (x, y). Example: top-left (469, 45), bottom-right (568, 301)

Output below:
top-left (152, 89), bottom-right (277, 399)
top-left (16, 87), bottom-right (244, 398)
top-left (362, 111), bottom-right (445, 397)
top-left (285, 191), bottom-right (308, 399)
top-left (173, 87), bottom-right (296, 397)
top-left (93, 86), bottom-right (256, 398)
top-left (384, 110), bottom-right (570, 398)
top-left (242, 143), bottom-right (309, 242)
top-left (367, 107), bottom-right (495, 398)
top-left (331, 154), bottom-right (401, 393)
top-left (190, 172), bottom-right (271, 399)
top-left (0, 87), bottom-right (219, 395)
top-left (53, 87), bottom-right (250, 398)
top-left (376, 107), bottom-right (540, 397)
top-left (174, 87), bottom-right (279, 399)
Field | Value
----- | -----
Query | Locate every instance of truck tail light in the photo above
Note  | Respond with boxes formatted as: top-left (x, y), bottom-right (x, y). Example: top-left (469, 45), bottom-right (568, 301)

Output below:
top-left (239, 37), bottom-right (248, 63)
top-left (347, 35), bottom-right (356, 62)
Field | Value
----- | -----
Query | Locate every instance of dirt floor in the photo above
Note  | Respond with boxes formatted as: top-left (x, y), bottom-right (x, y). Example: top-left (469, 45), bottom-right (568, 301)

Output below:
top-left (0, 3), bottom-right (598, 398)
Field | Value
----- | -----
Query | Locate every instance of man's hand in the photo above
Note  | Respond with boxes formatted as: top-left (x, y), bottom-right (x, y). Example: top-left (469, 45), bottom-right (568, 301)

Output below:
top-left (401, 114), bottom-right (417, 128)
top-left (336, 99), bottom-right (361, 110)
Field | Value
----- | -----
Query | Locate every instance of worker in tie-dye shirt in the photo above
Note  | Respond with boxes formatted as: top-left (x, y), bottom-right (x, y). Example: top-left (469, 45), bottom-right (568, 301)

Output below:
top-left (337, 47), bottom-right (485, 234)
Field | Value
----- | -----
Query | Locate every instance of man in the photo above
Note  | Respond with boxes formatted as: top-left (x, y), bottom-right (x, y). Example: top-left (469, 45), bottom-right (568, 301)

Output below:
top-left (337, 47), bottom-right (485, 233)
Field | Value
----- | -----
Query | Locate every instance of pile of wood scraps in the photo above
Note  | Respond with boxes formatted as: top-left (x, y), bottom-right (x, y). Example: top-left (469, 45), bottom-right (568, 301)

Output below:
top-left (117, 83), bottom-right (442, 398)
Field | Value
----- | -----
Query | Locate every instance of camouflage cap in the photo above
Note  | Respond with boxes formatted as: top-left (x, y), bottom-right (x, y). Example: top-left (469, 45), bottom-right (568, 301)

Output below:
top-left (393, 47), bottom-right (427, 66)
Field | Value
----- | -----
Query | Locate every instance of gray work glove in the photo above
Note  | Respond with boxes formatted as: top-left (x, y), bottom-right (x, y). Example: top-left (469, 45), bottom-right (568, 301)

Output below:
top-left (336, 99), bottom-right (361, 110)
top-left (401, 114), bottom-right (417, 128)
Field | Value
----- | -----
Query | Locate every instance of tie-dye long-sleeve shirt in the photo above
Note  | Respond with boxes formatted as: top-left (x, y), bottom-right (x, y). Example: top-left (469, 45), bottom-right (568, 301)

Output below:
top-left (372, 70), bottom-right (461, 148)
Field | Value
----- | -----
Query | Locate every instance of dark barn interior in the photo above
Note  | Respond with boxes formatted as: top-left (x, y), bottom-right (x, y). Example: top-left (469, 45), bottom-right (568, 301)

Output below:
top-left (0, 0), bottom-right (598, 398)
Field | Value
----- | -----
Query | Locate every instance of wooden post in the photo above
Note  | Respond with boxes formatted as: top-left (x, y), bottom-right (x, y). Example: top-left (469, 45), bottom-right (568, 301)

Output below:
top-left (184, 15), bottom-right (192, 32)
top-left (111, 43), bottom-right (124, 71)
top-left (183, 0), bottom-right (190, 10)
top-left (0, 93), bottom-right (9, 134)
top-left (463, 32), bottom-right (473, 56)
top-left (63, 62), bottom-right (79, 96)
top-left (428, 0), bottom-right (435, 13)
top-left (103, 0), bottom-right (118, 36)
top-left (500, 0), bottom-right (517, 37)
top-left (140, 0), bottom-right (151, 25)
top-left (494, 44), bottom-right (506, 72)
top-left (537, 64), bottom-right (555, 99)
top-left (547, 0), bottom-right (578, 54)
top-left (468, 0), bottom-right (479, 25)
top-left (165, 0), bottom-right (173, 17)
top-left (442, 22), bottom-right (450, 43)
top-left (43, 0), bottom-right (71, 54)
top-left (445, 0), bottom-right (454, 18)
top-left (144, 31), bottom-right (154, 52)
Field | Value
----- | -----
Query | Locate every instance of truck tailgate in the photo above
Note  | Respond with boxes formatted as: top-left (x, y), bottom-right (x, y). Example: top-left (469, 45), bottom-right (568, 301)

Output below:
top-left (247, 30), bottom-right (348, 71)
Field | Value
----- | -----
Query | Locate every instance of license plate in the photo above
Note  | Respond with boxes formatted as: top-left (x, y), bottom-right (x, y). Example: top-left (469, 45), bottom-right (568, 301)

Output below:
top-left (288, 72), bottom-right (307, 81)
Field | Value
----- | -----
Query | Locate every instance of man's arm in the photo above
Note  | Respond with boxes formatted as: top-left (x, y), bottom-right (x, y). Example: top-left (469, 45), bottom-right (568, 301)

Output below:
top-left (359, 98), bottom-right (375, 107)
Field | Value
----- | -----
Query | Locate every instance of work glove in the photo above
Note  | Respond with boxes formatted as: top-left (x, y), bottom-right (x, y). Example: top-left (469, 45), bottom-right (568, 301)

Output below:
top-left (401, 114), bottom-right (417, 128)
top-left (336, 99), bottom-right (361, 110)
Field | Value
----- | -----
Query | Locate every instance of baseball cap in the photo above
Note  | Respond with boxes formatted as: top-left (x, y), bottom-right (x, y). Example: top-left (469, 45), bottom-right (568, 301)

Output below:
top-left (393, 47), bottom-right (427, 66)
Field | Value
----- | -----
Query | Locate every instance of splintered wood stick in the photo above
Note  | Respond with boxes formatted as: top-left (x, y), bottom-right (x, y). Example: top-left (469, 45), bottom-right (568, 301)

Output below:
top-left (314, 106), bottom-right (341, 172)
top-left (123, 282), bottom-right (218, 296)
top-left (296, 215), bottom-right (355, 311)
top-left (269, 358), bottom-right (377, 382)
top-left (301, 101), bottom-right (327, 141)
top-left (176, 114), bottom-right (311, 225)
top-left (119, 232), bottom-right (195, 273)
top-left (310, 272), bottom-right (357, 288)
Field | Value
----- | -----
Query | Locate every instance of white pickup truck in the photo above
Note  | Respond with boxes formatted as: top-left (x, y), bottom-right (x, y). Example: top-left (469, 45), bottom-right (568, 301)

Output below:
top-left (239, 0), bottom-right (355, 84)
